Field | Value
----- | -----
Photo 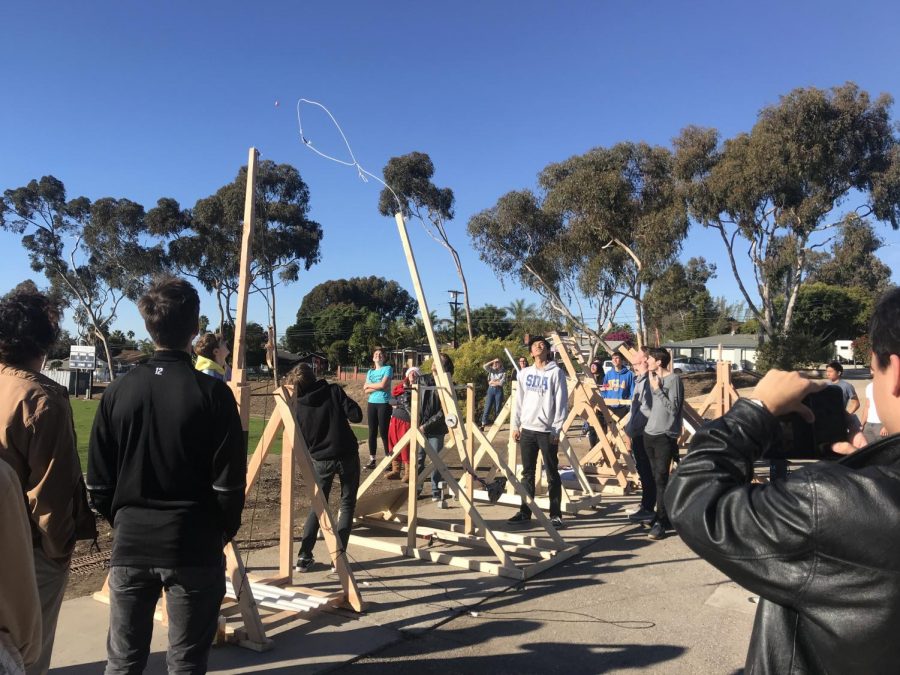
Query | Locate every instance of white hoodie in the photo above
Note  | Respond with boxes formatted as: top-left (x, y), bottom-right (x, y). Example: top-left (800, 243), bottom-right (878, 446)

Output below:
top-left (513, 360), bottom-right (568, 435)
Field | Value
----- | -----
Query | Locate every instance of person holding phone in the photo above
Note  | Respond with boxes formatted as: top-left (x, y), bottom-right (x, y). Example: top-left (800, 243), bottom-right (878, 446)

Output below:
top-left (665, 287), bottom-right (900, 675)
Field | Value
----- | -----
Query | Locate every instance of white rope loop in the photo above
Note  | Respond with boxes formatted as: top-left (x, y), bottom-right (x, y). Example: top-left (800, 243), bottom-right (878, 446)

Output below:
top-left (295, 98), bottom-right (403, 214)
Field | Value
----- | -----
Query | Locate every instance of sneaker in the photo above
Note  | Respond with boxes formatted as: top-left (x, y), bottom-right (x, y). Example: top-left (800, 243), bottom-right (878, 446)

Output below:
top-left (294, 556), bottom-right (315, 572)
top-left (628, 507), bottom-right (656, 524)
top-left (624, 505), bottom-right (640, 515)
top-left (550, 516), bottom-right (565, 529)
top-left (365, 457), bottom-right (377, 470)
top-left (647, 522), bottom-right (666, 540)
top-left (507, 511), bottom-right (531, 524)
top-left (432, 493), bottom-right (441, 502)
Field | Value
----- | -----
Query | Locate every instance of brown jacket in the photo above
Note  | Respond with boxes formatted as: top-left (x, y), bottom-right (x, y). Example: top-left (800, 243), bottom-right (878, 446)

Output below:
top-left (0, 364), bottom-right (95, 560)
top-left (0, 457), bottom-right (41, 666)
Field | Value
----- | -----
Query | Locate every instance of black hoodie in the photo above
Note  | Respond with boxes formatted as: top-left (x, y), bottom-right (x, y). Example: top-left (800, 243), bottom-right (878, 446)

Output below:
top-left (295, 379), bottom-right (363, 461)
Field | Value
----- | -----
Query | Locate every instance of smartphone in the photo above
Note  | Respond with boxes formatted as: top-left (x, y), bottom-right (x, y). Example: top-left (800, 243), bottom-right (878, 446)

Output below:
top-left (767, 386), bottom-right (849, 461)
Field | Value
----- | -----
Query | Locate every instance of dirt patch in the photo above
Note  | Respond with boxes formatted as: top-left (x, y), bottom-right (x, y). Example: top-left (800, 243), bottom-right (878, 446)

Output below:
top-left (680, 370), bottom-right (761, 400)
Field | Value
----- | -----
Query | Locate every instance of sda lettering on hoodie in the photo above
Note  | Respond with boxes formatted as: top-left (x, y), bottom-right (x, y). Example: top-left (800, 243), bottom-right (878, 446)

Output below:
top-left (524, 374), bottom-right (550, 392)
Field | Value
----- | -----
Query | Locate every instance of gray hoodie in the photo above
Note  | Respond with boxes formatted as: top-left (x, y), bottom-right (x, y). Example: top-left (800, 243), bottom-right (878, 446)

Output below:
top-left (644, 371), bottom-right (684, 438)
top-left (625, 373), bottom-right (653, 437)
top-left (513, 360), bottom-right (568, 435)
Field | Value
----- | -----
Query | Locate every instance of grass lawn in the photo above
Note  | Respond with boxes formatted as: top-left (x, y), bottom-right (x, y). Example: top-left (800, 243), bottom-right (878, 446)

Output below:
top-left (71, 398), bottom-right (367, 467)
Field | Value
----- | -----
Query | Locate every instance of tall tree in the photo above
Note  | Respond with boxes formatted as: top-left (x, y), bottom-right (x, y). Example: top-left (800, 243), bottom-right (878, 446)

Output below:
top-left (468, 143), bottom-right (688, 347)
top-left (675, 83), bottom-right (900, 344)
top-left (296, 276), bottom-right (417, 323)
top-left (1, 177), bottom-right (166, 379)
top-left (644, 257), bottom-right (717, 341)
top-left (163, 161), bottom-right (323, 357)
top-left (378, 152), bottom-right (474, 340)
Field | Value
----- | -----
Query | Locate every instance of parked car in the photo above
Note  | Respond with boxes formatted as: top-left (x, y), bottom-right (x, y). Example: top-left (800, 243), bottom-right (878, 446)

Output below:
top-left (602, 359), bottom-right (614, 374)
top-left (671, 356), bottom-right (711, 374)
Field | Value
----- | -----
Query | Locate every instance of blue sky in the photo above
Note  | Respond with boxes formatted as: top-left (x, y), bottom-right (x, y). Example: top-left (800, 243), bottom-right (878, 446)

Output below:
top-left (3, 1), bottom-right (900, 339)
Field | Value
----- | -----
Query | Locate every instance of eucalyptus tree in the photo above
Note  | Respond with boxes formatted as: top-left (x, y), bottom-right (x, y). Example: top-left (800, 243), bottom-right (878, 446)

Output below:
top-left (675, 83), bottom-right (900, 343)
top-left (163, 161), bottom-right (323, 370)
top-left (2, 176), bottom-right (166, 378)
top-left (378, 151), bottom-right (474, 340)
top-left (468, 142), bottom-right (688, 346)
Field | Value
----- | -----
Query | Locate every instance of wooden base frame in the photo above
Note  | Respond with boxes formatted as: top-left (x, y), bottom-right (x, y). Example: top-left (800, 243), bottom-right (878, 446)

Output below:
top-left (550, 332), bottom-right (637, 494)
top-left (352, 385), bottom-right (579, 580)
top-left (242, 386), bottom-right (364, 613)
top-left (348, 213), bottom-right (583, 580)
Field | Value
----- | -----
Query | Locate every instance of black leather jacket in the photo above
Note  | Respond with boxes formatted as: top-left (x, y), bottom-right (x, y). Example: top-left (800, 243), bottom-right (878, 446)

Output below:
top-left (667, 399), bottom-right (900, 674)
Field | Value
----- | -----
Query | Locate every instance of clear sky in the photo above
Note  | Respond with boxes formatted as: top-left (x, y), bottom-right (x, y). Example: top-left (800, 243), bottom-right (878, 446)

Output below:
top-left (3, 0), bottom-right (900, 340)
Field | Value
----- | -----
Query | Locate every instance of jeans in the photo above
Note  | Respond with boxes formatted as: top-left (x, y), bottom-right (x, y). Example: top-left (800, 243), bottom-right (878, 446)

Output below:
top-left (630, 434), bottom-right (656, 511)
top-left (298, 455), bottom-right (360, 560)
top-left (105, 563), bottom-right (225, 675)
top-left (481, 387), bottom-right (504, 426)
top-left (416, 435), bottom-right (445, 493)
top-left (27, 547), bottom-right (69, 675)
top-left (518, 429), bottom-right (562, 518)
top-left (367, 402), bottom-right (391, 457)
top-left (643, 433), bottom-right (678, 527)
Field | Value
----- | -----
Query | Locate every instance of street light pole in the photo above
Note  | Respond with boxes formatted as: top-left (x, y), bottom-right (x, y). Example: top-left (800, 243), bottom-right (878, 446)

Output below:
top-left (447, 290), bottom-right (463, 348)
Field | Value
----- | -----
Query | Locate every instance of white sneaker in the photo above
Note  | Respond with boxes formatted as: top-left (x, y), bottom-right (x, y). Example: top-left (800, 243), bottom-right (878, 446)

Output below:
top-left (624, 505), bottom-right (641, 515)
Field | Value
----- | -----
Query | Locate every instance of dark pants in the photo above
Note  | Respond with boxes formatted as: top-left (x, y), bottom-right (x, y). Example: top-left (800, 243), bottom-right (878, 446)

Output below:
top-left (299, 455), bottom-right (360, 560)
top-left (518, 429), bottom-right (562, 518)
top-left (416, 435), bottom-right (445, 493)
top-left (481, 386), bottom-right (504, 426)
top-left (105, 563), bottom-right (225, 675)
top-left (643, 433), bottom-right (678, 527)
top-left (630, 434), bottom-right (656, 511)
top-left (367, 402), bottom-right (391, 457)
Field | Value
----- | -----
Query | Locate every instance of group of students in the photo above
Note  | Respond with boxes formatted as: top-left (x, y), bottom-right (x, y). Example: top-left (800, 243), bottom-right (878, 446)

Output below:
top-left (587, 348), bottom-right (686, 541)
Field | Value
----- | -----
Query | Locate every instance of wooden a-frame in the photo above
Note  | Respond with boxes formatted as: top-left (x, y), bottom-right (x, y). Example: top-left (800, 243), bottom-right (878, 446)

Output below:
top-left (240, 385), bottom-right (364, 612)
top-left (347, 212), bottom-right (579, 580)
top-left (550, 332), bottom-right (637, 495)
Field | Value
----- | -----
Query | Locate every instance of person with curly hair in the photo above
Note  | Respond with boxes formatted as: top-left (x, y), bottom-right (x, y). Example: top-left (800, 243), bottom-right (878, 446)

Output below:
top-left (0, 281), bottom-right (96, 675)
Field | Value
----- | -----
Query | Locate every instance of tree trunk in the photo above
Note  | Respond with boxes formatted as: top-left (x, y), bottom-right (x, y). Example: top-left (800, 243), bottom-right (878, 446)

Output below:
top-left (266, 271), bottom-right (280, 386)
top-left (216, 288), bottom-right (227, 335)
top-left (447, 245), bottom-right (474, 341)
top-left (96, 331), bottom-right (116, 383)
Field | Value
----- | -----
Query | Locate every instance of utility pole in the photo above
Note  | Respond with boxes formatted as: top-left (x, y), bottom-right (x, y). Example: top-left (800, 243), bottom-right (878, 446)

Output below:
top-left (448, 290), bottom-right (463, 348)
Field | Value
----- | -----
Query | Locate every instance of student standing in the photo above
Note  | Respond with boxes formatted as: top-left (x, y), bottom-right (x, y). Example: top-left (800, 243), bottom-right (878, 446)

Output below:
top-left (0, 282), bottom-right (96, 675)
top-left (289, 363), bottom-right (362, 573)
top-left (88, 277), bottom-right (246, 674)
top-left (480, 358), bottom-right (506, 429)
top-left (363, 348), bottom-right (393, 469)
top-left (508, 337), bottom-right (568, 528)
top-left (642, 347), bottom-right (684, 541)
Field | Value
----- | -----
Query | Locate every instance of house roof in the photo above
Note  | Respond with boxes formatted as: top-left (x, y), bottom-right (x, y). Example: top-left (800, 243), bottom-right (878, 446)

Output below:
top-left (662, 333), bottom-right (759, 349)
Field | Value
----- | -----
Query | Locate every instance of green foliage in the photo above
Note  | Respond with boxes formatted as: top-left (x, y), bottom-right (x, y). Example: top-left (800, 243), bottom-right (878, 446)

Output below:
top-left (644, 257), bottom-right (717, 340)
top-left (296, 277), bottom-right (416, 324)
top-left (164, 161), bottom-right (322, 333)
top-left (468, 142), bottom-right (688, 343)
top-left (755, 332), bottom-right (832, 371)
top-left (809, 215), bottom-right (892, 294)
top-left (1, 176), bottom-right (168, 379)
top-left (470, 304), bottom-right (512, 340)
top-left (676, 83), bottom-right (900, 340)
top-left (420, 336), bottom-right (526, 413)
top-left (788, 282), bottom-right (875, 342)
top-left (852, 334), bottom-right (872, 364)
top-left (757, 282), bottom-right (875, 369)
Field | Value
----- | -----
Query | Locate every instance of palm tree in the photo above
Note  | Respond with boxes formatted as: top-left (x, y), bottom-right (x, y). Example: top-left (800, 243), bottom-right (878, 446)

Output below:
top-left (506, 299), bottom-right (539, 336)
